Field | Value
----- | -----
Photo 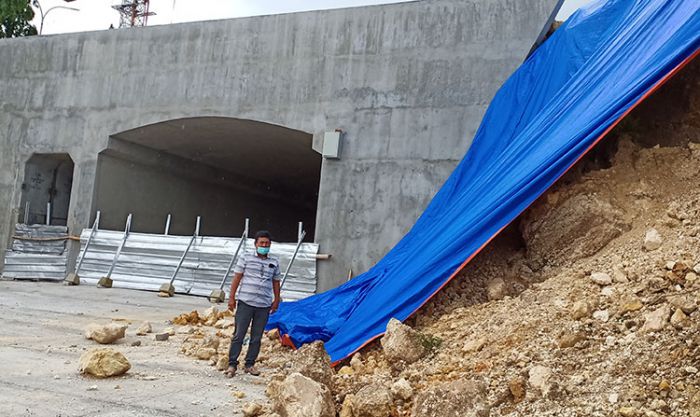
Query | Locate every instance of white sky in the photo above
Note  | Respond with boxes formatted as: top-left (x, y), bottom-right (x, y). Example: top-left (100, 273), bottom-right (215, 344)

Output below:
top-left (31, 0), bottom-right (593, 35)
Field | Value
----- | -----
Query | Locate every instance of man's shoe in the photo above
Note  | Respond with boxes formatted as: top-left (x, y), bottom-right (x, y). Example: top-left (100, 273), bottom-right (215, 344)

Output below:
top-left (244, 366), bottom-right (261, 376)
top-left (224, 367), bottom-right (236, 378)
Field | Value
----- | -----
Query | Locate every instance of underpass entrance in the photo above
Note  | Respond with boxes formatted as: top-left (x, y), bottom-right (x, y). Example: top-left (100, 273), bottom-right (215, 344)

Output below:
top-left (92, 117), bottom-right (321, 241)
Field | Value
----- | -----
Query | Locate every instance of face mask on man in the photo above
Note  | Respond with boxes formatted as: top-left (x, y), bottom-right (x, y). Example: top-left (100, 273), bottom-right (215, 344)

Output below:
top-left (256, 246), bottom-right (270, 256)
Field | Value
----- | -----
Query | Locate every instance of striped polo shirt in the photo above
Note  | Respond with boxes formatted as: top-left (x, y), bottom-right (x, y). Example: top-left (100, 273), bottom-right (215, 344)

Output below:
top-left (234, 252), bottom-right (281, 308)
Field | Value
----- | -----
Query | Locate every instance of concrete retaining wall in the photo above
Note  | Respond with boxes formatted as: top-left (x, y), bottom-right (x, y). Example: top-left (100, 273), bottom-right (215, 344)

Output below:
top-left (0, 0), bottom-right (557, 291)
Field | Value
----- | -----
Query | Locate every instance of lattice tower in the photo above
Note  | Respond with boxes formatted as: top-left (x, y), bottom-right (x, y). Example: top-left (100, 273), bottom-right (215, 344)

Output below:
top-left (112, 0), bottom-right (154, 28)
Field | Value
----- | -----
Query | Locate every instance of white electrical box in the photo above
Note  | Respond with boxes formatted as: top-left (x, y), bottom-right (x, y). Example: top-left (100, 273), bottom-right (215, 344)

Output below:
top-left (322, 131), bottom-right (341, 159)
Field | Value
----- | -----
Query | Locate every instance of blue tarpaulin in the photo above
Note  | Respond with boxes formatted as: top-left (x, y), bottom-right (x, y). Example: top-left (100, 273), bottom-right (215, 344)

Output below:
top-left (267, 0), bottom-right (700, 363)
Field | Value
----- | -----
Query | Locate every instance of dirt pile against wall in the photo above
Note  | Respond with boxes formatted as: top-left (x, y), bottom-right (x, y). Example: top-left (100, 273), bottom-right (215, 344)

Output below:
top-left (172, 59), bottom-right (700, 417)
top-left (247, 137), bottom-right (700, 417)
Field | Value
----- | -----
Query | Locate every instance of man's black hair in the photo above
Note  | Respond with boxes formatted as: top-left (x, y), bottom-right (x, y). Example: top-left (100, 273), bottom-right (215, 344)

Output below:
top-left (254, 230), bottom-right (272, 242)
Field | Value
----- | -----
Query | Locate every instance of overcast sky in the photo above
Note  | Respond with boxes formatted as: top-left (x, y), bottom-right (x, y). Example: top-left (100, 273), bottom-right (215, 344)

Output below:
top-left (31, 0), bottom-right (593, 35)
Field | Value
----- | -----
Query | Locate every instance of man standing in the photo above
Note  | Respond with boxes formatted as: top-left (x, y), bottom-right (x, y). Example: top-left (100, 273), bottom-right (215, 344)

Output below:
top-left (226, 230), bottom-right (281, 377)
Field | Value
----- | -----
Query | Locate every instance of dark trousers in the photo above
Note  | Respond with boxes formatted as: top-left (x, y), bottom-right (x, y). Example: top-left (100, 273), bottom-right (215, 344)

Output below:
top-left (228, 300), bottom-right (270, 369)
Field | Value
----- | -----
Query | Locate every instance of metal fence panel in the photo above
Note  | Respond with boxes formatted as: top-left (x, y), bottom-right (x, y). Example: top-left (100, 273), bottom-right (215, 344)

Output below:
top-left (2, 224), bottom-right (69, 280)
top-left (77, 230), bottom-right (319, 301)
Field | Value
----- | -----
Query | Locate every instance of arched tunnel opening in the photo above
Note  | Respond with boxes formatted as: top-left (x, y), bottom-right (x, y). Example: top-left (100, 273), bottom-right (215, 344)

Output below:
top-left (20, 153), bottom-right (75, 226)
top-left (91, 117), bottom-right (321, 241)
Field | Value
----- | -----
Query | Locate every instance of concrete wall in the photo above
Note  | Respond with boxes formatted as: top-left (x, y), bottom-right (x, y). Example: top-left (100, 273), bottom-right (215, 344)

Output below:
top-left (0, 0), bottom-right (557, 290)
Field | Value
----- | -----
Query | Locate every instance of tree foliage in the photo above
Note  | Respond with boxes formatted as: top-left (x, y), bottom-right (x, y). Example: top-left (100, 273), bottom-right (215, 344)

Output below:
top-left (0, 0), bottom-right (37, 38)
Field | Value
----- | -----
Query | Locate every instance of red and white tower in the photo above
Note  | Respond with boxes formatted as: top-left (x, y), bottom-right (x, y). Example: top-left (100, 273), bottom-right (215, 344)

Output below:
top-left (112, 0), bottom-right (155, 28)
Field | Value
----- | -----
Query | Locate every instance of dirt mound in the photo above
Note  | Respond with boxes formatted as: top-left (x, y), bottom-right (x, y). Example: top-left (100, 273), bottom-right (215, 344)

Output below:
top-left (241, 139), bottom-right (699, 416)
top-left (171, 58), bottom-right (700, 417)
top-left (401, 134), bottom-right (700, 416)
top-left (256, 59), bottom-right (700, 416)
top-left (174, 140), bottom-right (700, 416)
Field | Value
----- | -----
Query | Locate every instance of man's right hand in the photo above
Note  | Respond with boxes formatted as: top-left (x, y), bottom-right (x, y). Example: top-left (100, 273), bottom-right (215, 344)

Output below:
top-left (227, 297), bottom-right (236, 312)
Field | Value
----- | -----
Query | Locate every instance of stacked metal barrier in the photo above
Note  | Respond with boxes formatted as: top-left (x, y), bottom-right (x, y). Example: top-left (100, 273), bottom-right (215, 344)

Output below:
top-left (2, 224), bottom-right (70, 280)
top-left (75, 230), bottom-right (319, 301)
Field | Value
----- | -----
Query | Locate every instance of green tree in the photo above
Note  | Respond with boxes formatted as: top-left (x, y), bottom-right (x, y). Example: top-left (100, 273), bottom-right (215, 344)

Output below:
top-left (0, 0), bottom-right (37, 38)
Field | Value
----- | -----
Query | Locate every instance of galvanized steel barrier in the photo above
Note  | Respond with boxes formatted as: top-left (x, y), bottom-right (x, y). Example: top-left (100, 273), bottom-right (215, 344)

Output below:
top-left (2, 224), bottom-right (70, 280)
top-left (75, 229), bottom-right (319, 301)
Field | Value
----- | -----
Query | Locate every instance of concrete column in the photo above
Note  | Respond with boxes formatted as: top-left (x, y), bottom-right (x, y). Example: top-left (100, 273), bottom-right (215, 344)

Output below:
top-left (64, 157), bottom-right (98, 274)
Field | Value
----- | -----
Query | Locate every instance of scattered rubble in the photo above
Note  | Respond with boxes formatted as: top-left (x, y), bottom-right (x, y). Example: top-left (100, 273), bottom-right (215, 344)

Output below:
top-left (486, 277), bottom-right (507, 300)
top-left (590, 272), bottom-right (612, 286)
top-left (253, 125), bottom-right (700, 416)
top-left (391, 378), bottom-right (413, 401)
top-left (84, 323), bottom-right (127, 344)
top-left (267, 372), bottom-right (335, 417)
top-left (79, 348), bottom-right (131, 378)
top-left (340, 384), bottom-right (393, 417)
top-left (287, 341), bottom-right (333, 388)
top-left (528, 365), bottom-right (554, 399)
top-left (173, 306), bottom-right (232, 326)
top-left (412, 380), bottom-right (489, 417)
top-left (643, 228), bottom-right (663, 251)
top-left (242, 402), bottom-right (264, 417)
top-left (172, 310), bottom-right (201, 325)
top-left (641, 305), bottom-right (670, 332)
top-left (154, 333), bottom-right (170, 341)
top-left (380, 318), bottom-right (428, 365)
top-left (135, 321), bottom-right (151, 336)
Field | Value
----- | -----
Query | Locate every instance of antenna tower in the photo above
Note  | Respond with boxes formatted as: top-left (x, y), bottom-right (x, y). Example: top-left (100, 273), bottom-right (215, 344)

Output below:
top-left (112, 0), bottom-right (155, 28)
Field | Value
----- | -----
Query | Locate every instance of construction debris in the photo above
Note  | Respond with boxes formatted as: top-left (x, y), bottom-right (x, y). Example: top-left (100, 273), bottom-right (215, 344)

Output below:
top-left (390, 378), bottom-right (413, 401)
top-left (172, 310), bottom-right (201, 325)
top-left (379, 318), bottom-right (427, 365)
top-left (267, 372), bottom-right (335, 417)
top-left (287, 341), bottom-right (333, 388)
top-left (412, 380), bottom-right (489, 417)
top-left (84, 323), bottom-right (127, 344)
top-left (79, 348), bottom-right (131, 378)
top-left (242, 402), bottom-right (264, 417)
top-left (172, 306), bottom-right (231, 326)
top-left (135, 321), bottom-right (151, 336)
top-left (643, 228), bottom-right (663, 251)
top-left (154, 333), bottom-right (170, 341)
top-left (340, 383), bottom-right (393, 417)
